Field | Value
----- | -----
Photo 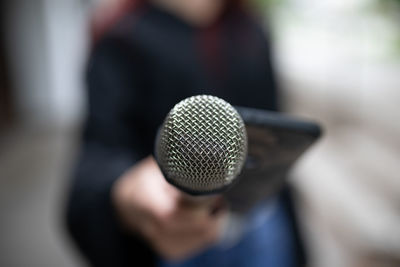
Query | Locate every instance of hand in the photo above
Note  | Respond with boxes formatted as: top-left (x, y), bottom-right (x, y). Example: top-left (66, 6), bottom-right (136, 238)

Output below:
top-left (112, 156), bottom-right (227, 261)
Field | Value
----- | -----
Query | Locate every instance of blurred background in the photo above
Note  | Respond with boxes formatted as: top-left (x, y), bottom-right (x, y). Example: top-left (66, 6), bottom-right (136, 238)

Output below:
top-left (0, 0), bottom-right (399, 266)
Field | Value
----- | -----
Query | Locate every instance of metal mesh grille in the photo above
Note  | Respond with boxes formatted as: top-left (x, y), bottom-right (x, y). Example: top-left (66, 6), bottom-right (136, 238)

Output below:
top-left (156, 95), bottom-right (247, 194)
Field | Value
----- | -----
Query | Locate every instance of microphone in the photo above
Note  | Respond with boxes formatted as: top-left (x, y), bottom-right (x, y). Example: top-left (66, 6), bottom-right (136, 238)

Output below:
top-left (155, 95), bottom-right (247, 196)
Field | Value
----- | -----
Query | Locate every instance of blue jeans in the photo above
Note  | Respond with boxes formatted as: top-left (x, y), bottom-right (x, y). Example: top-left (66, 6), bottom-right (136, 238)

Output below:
top-left (158, 197), bottom-right (298, 267)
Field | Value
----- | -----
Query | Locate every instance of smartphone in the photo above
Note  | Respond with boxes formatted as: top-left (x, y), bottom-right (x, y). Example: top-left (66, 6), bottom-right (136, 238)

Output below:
top-left (224, 107), bottom-right (322, 213)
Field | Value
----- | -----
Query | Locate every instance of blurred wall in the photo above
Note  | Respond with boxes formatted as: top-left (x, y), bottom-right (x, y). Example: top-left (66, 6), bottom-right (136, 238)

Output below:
top-left (271, 0), bottom-right (400, 266)
top-left (3, 0), bottom-right (89, 127)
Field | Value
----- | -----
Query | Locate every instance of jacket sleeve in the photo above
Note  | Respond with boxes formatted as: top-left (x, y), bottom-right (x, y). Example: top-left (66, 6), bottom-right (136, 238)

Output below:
top-left (65, 36), bottom-right (156, 267)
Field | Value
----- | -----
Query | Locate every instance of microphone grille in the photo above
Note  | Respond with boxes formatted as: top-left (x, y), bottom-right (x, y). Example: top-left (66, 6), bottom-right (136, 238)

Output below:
top-left (156, 95), bottom-right (247, 195)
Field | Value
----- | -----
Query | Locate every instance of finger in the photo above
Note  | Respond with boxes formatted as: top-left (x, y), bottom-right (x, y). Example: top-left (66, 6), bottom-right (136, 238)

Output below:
top-left (152, 221), bottom-right (222, 261)
top-left (158, 211), bottom-right (228, 261)
top-left (161, 206), bottom-right (228, 239)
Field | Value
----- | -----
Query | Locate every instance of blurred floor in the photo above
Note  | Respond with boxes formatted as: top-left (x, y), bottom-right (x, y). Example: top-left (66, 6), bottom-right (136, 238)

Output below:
top-left (0, 125), bottom-right (85, 267)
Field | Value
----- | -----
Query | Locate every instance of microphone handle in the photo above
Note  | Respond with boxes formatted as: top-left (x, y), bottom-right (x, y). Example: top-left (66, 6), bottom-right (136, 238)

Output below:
top-left (178, 192), bottom-right (225, 215)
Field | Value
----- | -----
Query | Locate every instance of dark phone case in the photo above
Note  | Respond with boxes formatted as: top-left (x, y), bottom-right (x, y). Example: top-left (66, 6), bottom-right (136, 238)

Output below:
top-left (224, 107), bottom-right (322, 213)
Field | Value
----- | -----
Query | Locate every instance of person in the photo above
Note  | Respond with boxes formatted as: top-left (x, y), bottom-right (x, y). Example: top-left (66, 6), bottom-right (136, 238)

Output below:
top-left (65, 0), bottom-right (305, 266)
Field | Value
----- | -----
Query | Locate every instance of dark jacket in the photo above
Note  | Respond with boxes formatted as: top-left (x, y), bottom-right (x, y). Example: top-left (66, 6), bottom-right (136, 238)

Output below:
top-left (65, 3), bottom-right (280, 266)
